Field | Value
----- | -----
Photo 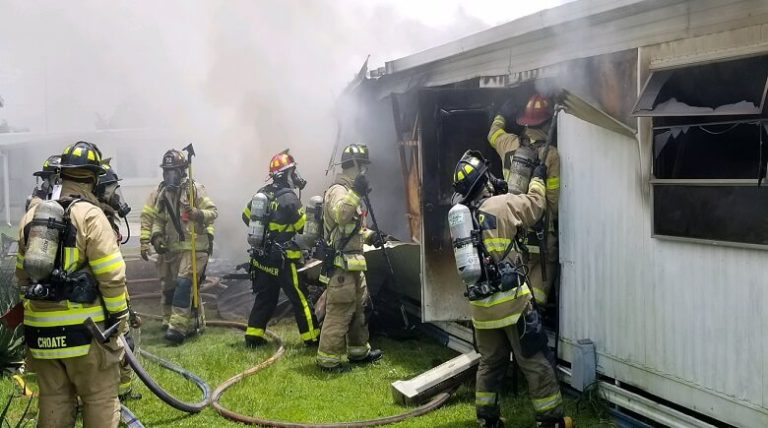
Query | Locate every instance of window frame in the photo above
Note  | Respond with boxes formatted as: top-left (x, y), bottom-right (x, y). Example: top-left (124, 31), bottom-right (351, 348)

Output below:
top-left (645, 59), bottom-right (768, 250)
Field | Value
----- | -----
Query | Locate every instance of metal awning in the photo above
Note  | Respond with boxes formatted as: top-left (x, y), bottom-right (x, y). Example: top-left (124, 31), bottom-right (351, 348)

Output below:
top-left (562, 90), bottom-right (636, 138)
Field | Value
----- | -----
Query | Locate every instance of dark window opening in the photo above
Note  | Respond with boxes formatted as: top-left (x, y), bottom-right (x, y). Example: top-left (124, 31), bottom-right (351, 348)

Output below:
top-left (654, 185), bottom-right (768, 246)
top-left (653, 122), bottom-right (767, 179)
top-left (640, 56), bottom-right (768, 248)
top-left (635, 55), bottom-right (768, 116)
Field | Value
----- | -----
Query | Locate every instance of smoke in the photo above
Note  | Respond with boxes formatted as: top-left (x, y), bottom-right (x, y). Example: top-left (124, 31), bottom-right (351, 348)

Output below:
top-left (0, 0), bottom-right (567, 259)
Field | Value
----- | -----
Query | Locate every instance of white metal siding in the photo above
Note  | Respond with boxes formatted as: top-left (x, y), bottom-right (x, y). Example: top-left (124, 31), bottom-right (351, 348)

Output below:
top-left (382, 0), bottom-right (768, 89)
top-left (559, 113), bottom-right (768, 427)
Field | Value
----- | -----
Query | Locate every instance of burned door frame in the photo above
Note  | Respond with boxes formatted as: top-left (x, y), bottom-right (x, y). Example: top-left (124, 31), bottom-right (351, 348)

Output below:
top-left (417, 86), bottom-right (535, 322)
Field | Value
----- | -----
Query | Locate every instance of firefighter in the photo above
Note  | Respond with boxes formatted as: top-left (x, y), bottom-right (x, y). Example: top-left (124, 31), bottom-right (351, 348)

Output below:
top-left (26, 155), bottom-right (61, 211)
top-left (141, 155), bottom-right (216, 330)
top-left (150, 149), bottom-right (217, 344)
top-left (487, 94), bottom-right (560, 307)
top-left (94, 161), bottom-right (141, 400)
top-left (241, 150), bottom-right (320, 347)
top-left (16, 141), bottom-right (128, 428)
top-left (449, 151), bottom-right (571, 428)
top-left (316, 143), bottom-right (383, 372)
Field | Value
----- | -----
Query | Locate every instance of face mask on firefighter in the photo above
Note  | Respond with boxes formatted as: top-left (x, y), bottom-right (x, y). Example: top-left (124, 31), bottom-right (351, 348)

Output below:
top-left (104, 183), bottom-right (131, 218)
top-left (289, 168), bottom-right (307, 190)
top-left (163, 168), bottom-right (184, 190)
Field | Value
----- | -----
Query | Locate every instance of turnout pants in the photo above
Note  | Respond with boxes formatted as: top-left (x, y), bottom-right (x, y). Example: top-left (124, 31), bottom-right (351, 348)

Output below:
top-left (156, 254), bottom-right (176, 326)
top-left (30, 339), bottom-right (122, 428)
top-left (316, 270), bottom-right (371, 368)
top-left (475, 325), bottom-right (563, 422)
top-left (162, 250), bottom-right (208, 336)
top-left (247, 260), bottom-right (320, 344)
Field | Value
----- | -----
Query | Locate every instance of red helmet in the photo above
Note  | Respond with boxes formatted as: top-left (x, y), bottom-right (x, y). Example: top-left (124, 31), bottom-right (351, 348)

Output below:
top-left (269, 150), bottom-right (296, 176)
top-left (517, 94), bottom-right (553, 127)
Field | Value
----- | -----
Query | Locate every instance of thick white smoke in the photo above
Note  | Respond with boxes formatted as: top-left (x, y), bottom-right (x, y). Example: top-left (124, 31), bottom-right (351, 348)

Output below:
top-left (0, 0), bottom-right (572, 259)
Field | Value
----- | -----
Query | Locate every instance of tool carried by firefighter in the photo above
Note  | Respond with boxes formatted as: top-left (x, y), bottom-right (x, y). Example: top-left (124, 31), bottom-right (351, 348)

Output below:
top-left (362, 191), bottom-right (412, 330)
top-left (182, 143), bottom-right (203, 334)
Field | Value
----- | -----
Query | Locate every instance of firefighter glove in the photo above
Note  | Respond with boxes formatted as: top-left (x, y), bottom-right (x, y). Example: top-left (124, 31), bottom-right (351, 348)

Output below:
top-left (183, 207), bottom-right (203, 222)
top-left (207, 233), bottom-right (214, 256)
top-left (353, 174), bottom-right (371, 196)
top-left (128, 308), bottom-right (142, 329)
top-left (151, 235), bottom-right (168, 255)
top-left (140, 243), bottom-right (151, 261)
top-left (498, 98), bottom-right (518, 123)
top-left (371, 232), bottom-right (392, 248)
top-left (533, 164), bottom-right (547, 180)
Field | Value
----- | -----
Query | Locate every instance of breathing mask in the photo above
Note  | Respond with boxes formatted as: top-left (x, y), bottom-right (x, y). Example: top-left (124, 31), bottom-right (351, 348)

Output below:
top-left (163, 168), bottom-right (184, 190)
top-left (289, 168), bottom-right (307, 190)
top-left (104, 183), bottom-right (131, 218)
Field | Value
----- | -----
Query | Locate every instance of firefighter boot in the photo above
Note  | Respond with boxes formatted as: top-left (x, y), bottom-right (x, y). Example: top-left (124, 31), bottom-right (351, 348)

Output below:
top-left (165, 328), bottom-right (185, 344)
top-left (478, 417), bottom-right (504, 428)
top-left (349, 348), bottom-right (383, 364)
top-left (245, 336), bottom-right (268, 348)
top-left (537, 416), bottom-right (574, 428)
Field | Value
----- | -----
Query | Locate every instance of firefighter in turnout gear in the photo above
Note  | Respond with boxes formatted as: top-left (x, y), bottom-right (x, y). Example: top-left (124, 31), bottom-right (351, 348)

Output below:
top-left (26, 155), bottom-right (62, 211)
top-left (150, 149), bottom-right (217, 344)
top-left (16, 141), bottom-right (128, 428)
top-left (94, 160), bottom-right (140, 400)
top-left (316, 143), bottom-right (383, 372)
top-left (449, 151), bottom-right (571, 428)
top-left (488, 94), bottom-right (560, 307)
top-left (241, 150), bottom-right (320, 347)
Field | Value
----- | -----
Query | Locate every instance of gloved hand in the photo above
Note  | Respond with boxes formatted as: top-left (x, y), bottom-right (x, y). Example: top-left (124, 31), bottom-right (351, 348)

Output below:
top-left (371, 232), bottom-right (394, 248)
top-left (140, 243), bottom-right (151, 261)
top-left (497, 98), bottom-right (518, 123)
top-left (533, 164), bottom-right (547, 181)
top-left (151, 235), bottom-right (167, 255)
top-left (128, 309), bottom-right (142, 329)
top-left (182, 207), bottom-right (203, 222)
top-left (207, 233), bottom-right (214, 256)
top-left (371, 233), bottom-right (385, 248)
top-left (353, 174), bottom-right (371, 196)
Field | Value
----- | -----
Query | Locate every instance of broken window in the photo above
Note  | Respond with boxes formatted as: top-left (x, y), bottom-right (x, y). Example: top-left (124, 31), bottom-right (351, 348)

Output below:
top-left (635, 55), bottom-right (768, 116)
top-left (641, 55), bottom-right (768, 248)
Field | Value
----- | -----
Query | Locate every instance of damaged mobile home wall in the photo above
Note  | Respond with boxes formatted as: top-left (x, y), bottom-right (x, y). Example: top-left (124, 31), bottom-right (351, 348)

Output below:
top-left (351, 1), bottom-right (768, 426)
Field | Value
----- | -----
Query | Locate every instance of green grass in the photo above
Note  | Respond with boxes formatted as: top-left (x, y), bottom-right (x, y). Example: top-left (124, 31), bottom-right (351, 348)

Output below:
top-left (0, 319), bottom-right (614, 427)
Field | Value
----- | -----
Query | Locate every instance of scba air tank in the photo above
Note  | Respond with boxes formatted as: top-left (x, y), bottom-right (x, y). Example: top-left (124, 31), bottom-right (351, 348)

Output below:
top-left (448, 203), bottom-right (482, 286)
top-left (24, 200), bottom-right (65, 283)
top-left (247, 193), bottom-right (270, 248)
top-left (302, 196), bottom-right (323, 242)
top-left (507, 145), bottom-right (538, 195)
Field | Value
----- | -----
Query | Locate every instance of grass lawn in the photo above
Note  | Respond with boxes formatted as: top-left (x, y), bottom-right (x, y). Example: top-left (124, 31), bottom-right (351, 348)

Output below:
top-left (1, 318), bottom-right (614, 427)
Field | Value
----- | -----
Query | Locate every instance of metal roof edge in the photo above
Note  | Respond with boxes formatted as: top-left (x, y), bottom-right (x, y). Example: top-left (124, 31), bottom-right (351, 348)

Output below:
top-left (383, 0), bottom-right (685, 75)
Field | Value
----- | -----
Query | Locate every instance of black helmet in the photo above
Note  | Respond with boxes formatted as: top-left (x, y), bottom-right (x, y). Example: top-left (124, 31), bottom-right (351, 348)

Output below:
top-left (59, 141), bottom-right (105, 176)
top-left (95, 161), bottom-right (121, 195)
top-left (33, 155), bottom-right (61, 177)
top-left (340, 144), bottom-right (370, 169)
top-left (452, 150), bottom-right (489, 203)
top-left (160, 149), bottom-right (187, 169)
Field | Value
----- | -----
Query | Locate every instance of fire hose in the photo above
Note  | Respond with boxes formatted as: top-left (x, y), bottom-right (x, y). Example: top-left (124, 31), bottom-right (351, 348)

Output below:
top-left (129, 292), bottom-right (455, 427)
